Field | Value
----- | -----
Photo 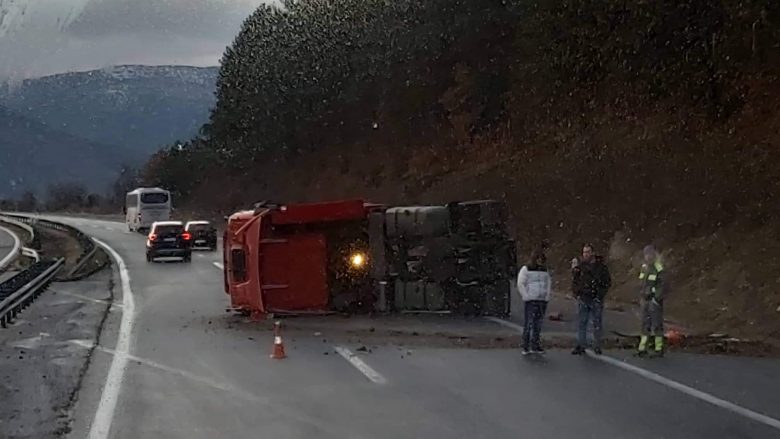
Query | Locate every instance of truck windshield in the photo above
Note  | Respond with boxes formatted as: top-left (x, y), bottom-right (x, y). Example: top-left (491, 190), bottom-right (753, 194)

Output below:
top-left (141, 193), bottom-right (169, 204)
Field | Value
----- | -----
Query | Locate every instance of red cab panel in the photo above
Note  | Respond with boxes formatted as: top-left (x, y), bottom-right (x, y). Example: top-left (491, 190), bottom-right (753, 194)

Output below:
top-left (260, 234), bottom-right (329, 312)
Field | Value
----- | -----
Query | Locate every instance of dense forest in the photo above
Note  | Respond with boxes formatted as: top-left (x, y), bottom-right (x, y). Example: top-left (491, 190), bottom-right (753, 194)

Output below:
top-left (142, 0), bottom-right (780, 336)
top-left (146, 0), bottom-right (778, 199)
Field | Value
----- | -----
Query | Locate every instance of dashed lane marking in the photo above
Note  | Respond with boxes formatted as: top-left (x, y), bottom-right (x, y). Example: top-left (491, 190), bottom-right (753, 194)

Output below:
top-left (69, 339), bottom-right (345, 434)
top-left (70, 340), bottom-right (260, 401)
top-left (334, 346), bottom-right (387, 384)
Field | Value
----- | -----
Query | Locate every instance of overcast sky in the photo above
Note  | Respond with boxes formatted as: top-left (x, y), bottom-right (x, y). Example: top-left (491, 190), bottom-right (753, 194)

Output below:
top-left (0, 0), bottom-right (269, 80)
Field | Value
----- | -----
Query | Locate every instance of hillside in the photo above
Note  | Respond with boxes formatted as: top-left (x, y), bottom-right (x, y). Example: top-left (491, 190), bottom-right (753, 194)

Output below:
top-left (0, 106), bottom-right (127, 197)
top-left (0, 65), bottom-right (218, 157)
top-left (144, 0), bottom-right (780, 339)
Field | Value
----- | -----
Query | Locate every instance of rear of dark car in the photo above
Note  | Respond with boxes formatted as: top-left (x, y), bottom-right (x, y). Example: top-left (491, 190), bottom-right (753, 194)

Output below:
top-left (187, 222), bottom-right (217, 250)
top-left (147, 224), bottom-right (192, 262)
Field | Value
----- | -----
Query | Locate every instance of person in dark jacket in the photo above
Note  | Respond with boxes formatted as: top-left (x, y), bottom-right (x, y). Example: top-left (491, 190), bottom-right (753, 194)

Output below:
top-left (571, 244), bottom-right (612, 355)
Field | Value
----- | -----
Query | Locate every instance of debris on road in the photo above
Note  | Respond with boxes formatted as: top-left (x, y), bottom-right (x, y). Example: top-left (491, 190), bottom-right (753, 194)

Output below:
top-left (548, 311), bottom-right (564, 321)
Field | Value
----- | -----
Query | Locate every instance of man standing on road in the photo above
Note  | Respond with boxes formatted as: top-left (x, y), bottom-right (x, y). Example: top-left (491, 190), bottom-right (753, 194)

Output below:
top-left (571, 244), bottom-right (611, 355)
top-left (637, 244), bottom-right (666, 357)
top-left (517, 248), bottom-right (552, 355)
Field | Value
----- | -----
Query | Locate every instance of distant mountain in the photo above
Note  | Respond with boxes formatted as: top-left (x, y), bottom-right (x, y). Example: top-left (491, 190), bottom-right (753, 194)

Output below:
top-left (0, 106), bottom-right (131, 198)
top-left (0, 65), bottom-right (218, 158)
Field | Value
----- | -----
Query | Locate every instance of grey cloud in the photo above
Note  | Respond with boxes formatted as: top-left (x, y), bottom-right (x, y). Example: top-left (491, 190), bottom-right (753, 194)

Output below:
top-left (0, 0), bottom-right (268, 79)
top-left (69, 0), bottom-right (262, 38)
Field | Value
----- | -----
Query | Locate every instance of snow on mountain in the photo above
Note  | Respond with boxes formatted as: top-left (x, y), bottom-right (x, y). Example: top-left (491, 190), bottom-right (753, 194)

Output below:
top-left (0, 0), bottom-right (91, 38)
top-left (96, 65), bottom-right (218, 87)
top-left (0, 64), bottom-right (218, 157)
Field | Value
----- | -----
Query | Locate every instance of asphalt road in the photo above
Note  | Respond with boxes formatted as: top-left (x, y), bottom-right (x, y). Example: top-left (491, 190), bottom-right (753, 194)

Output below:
top-left (0, 270), bottom-right (113, 438)
top-left (0, 225), bottom-right (20, 270)
top-left (49, 216), bottom-right (780, 439)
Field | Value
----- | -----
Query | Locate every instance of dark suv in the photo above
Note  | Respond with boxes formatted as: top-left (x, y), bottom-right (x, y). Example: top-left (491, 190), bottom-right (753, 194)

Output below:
top-left (185, 221), bottom-right (218, 251)
top-left (146, 221), bottom-right (192, 262)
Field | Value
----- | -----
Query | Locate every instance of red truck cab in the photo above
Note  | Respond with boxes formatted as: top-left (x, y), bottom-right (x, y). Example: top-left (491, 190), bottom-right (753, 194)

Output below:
top-left (223, 200), bottom-right (376, 318)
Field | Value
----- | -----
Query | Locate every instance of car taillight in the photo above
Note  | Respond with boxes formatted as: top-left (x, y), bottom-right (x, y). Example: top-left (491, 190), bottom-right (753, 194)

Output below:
top-left (149, 234), bottom-right (158, 241)
top-left (182, 232), bottom-right (192, 241)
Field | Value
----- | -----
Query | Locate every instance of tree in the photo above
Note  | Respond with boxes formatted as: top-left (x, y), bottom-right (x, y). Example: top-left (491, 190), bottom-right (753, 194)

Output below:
top-left (17, 191), bottom-right (38, 212)
top-left (111, 164), bottom-right (141, 207)
top-left (46, 182), bottom-right (87, 211)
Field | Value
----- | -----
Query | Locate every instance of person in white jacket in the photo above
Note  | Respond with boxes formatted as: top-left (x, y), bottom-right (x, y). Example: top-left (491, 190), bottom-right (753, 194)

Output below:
top-left (517, 249), bottom-right (552, 354)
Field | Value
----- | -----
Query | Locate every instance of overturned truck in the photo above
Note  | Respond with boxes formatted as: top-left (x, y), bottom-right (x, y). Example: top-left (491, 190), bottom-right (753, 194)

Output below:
top-left (222, 199), bottom-right (516, 319)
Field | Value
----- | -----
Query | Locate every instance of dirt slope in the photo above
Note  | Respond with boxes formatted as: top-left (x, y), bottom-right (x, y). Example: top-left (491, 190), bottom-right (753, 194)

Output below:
top-left (184, 70), bottom-right (780, 342)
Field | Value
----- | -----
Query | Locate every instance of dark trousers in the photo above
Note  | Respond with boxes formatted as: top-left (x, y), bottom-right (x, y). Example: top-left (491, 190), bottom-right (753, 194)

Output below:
top-left (522, 300), bottom-right (548, 350)
top-left (577, 299), bottom-right (604, 348)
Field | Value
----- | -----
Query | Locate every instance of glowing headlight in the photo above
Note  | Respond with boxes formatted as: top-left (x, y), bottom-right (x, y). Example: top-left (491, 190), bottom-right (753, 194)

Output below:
top-left (349, 252), bottom-right (367, 268)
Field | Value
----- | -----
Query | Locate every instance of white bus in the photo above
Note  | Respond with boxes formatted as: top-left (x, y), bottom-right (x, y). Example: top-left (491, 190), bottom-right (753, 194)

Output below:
top-left (125, 187), bottom-right (172, 232)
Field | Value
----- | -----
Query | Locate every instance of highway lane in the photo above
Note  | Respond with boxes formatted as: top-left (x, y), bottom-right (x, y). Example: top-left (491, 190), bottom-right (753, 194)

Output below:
top-left (55, 216), bottom-right (780, 439)
top-left (0, 225), bottom-right (20, 271)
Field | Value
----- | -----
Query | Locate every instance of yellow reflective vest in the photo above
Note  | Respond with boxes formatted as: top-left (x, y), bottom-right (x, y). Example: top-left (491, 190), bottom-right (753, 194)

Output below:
top-left (639, 260), bottom-right (664, 300)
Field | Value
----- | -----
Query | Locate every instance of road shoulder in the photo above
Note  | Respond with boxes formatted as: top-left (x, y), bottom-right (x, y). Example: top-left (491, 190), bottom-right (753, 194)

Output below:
top-left (0, 267), bottom-right (114, 438)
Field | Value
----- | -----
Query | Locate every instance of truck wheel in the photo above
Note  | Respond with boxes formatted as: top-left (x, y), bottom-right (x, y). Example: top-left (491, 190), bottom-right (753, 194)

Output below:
top-left (146, 252), bottom-right (153, 262)
top-left (183, 254), bottom-right (192, 263)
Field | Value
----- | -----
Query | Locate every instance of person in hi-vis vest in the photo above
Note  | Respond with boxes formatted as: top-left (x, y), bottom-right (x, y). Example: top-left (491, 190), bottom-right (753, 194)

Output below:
top-left (637, 244), bottom-right (666, 357)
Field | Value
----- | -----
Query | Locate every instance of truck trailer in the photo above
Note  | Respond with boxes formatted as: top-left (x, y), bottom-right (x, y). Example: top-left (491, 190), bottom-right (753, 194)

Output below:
top-left (222, 199), bottom-right (516, 319)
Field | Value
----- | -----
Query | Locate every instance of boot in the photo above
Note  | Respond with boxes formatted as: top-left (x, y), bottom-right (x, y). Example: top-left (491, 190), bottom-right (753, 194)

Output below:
top-left (651, 336), bottom-right (664, 357)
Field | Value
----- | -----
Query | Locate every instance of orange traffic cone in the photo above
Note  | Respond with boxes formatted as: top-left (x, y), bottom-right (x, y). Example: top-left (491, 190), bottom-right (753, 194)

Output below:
top-left (270, 321), bottom-right (287, 359)
top-left (665, 328), bottom-right (685, 347)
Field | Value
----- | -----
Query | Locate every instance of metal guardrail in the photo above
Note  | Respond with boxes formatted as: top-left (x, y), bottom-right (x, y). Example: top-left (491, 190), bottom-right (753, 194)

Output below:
top-left (0, 215), bottom-right (35, 242)
top-left (0, 258), bottom-right (63, 327)
top-left (22, 248), bottom-right (41, 262)
top-left (0, 213), bottom-right (97, 278)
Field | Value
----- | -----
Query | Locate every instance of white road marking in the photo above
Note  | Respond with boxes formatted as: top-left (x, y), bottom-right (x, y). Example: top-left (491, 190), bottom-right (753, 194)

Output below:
top-left (484, 316), bottom-right (525, 332)
top-left (70, 340), bottom-right (259, 401)
top-left (334, 346), bottom-right (387, 384)
top-left (489, 315), bottom-right (780, 431)
top-left (213, 262), bottom-right (224, 270)
top-left (88, 238), bottom-right (136, 439)
top-left (589, 352), bottom-right (780, 431)
top-left (54, 290), bottom-right (123, 308)
top-left (69, 339), bottom-right (345, 434)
